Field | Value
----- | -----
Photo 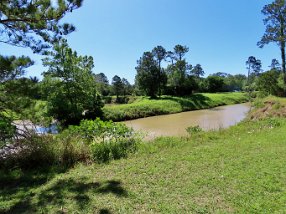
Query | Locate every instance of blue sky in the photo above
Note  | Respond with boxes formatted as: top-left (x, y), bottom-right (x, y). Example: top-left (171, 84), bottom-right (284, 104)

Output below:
top-left (1, 0), bottom-right (280, 83)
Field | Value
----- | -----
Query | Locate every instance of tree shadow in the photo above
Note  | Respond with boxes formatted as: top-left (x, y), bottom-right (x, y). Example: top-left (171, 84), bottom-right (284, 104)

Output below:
top-left (0, 167), bottom-right (68, 214)
top-left (3, 175), bottom-right (127, 213)
top-left (159, 94), bottom-right (211, 111)
top-left (99, 208), bottom-right (112, 214)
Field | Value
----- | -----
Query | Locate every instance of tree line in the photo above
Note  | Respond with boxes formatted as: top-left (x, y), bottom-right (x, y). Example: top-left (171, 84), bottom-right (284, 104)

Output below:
top-left (1, 0), bottom-right (286, 142)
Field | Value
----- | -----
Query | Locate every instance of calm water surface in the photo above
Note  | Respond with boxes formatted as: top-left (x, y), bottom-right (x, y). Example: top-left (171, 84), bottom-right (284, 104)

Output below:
top-left (124, 103), bottom-right (250, 138)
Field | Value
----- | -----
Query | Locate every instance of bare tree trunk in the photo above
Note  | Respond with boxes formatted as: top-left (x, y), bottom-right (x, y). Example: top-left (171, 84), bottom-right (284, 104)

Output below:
top-left (280, 18), bottom-right (286, 96)
top-left (281, 42), bottom-right (286, 86)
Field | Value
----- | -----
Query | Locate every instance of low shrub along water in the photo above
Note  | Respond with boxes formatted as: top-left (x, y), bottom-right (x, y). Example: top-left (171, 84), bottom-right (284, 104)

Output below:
top-left (0, 118), bottom-right (140, 169)
top-left (66, 119), bottom-right (140, 163)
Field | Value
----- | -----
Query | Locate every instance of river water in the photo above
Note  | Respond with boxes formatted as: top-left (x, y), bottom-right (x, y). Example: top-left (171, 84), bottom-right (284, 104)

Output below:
top-left (124, 103), bottom-right (250, 139)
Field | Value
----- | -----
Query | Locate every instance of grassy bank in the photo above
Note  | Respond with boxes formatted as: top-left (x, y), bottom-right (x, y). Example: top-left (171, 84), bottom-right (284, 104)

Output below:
top-left (103, 92), bottom-right (248, 121)
top-left (1, 97), bottom-right (286, 213)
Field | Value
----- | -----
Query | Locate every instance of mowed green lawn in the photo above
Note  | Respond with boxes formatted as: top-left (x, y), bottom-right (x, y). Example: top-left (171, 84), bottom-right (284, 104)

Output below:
top-left (1, 116), bottom-right (286, 213)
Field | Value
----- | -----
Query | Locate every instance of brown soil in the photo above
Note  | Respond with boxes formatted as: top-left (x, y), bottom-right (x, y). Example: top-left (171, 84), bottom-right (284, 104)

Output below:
top-left (249, 100), bottom-right (286, 120)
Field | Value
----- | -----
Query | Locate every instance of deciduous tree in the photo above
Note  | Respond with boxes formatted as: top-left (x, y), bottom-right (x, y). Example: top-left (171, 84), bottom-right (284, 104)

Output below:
top-left (42, 39), bottom-right (103, 126)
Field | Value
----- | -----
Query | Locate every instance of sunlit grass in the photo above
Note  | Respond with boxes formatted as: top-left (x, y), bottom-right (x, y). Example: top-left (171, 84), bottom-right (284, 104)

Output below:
top-left (3, 95), bottom-right (286, 213)
top-left (1, 116), bottom-right (286, 213)
top-left (103, 92), bottom-right (248, 121)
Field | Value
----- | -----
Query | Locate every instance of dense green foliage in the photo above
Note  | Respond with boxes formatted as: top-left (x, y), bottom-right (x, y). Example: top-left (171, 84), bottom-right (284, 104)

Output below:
top-left (66, 119), bottom-right (139, 162)
top-left (103, 92), bottom-right (248, 121)
top-left (133, 44), bottom-right (248, 97)
top-left (135, 51), bottom-right (164, 98)
top-left (0, 0), bottom-right (83, 53)
top-left (2, 1), bottom-right (286, 212)
top-left (256, 69), bottom-right (283, 96)
top-left (0, 116), bottom-right (15, 146)
top-left (1, 98), bottom-right (286, 212)
top-left (258, 0), bottom-right (286, 87)
top-left (42, 39), bottom-right (103, 126)
top-left (0, 118), bottom-right (139, 169)
top-left (0, 0), bottom-right (84, 143)
top-left (0, 56), bottom-right (35, 144)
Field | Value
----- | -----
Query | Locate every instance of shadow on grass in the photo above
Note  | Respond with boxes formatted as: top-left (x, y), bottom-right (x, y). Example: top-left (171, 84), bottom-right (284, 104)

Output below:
top-left (159, 94), bottom-right (211, 111)
top-left (0, 167), bottom-right (66, 197)
top-left (99, 208), bottom-right (112, 214)
top-left (1, 171), bottom-right (127, 213)
top-left (0, 167), bottom-right (66, 213)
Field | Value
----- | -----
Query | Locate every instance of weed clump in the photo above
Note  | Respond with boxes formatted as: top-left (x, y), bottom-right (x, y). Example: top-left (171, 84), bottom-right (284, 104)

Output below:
top-left (60, 118), bottom-right (140, 163)
top-left (186, 125), bottom-right (203, 135)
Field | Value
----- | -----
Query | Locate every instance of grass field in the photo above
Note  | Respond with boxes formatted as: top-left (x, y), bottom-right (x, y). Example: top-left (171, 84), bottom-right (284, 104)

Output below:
top-left (1, 97), bottom-right (286, 213)
top-left (103, 92), bottom-right (248, 121)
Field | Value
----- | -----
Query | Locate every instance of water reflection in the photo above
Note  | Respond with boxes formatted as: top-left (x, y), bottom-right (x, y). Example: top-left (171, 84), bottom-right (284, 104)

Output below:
top-left (124, 103), bottom-right (250, 139)
top-left (35, 124), bottom-right (58, 134)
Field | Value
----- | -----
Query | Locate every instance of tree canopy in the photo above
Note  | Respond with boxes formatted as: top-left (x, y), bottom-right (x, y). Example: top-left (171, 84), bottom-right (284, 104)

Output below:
top-left (0, 55), bottom-right (33, 82)
top-left (0, 0), bottom-right (83, 53)
top-left (135, 51), bottom-right (161, 98)
top-left (42, 39), bottom-right (103, 126)
top-left (258, 0), bottom-right (286, 88)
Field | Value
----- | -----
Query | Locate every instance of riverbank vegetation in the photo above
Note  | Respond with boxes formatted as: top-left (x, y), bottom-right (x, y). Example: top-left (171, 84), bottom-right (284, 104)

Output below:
top-left (103, 92), bottom-right (248, 121)
top-left (0, 119), bottom-right (139, 170)
top-left (2, 0), bottom-right (286, 213)
top-left (1, 97), bottom-right (286, 213)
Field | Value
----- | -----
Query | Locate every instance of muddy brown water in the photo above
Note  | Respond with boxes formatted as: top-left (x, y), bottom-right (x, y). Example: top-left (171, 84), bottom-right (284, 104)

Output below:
top-left (123, 103), bottom-right (250, 139)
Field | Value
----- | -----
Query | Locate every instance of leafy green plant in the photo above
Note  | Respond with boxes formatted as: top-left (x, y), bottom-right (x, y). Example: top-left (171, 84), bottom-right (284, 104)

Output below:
top-left (0, 115), bottom-right (16, 146)
top-left (264, 118), bottom-right (281, 128)
top-left (186, 125), bottom-right (203, 135)
top-left (65, 118), bottom-right (140, 163)
top-left (55, 133), bottom-right (91, 167)
top-left (91, 136), bottom-right (137, 163)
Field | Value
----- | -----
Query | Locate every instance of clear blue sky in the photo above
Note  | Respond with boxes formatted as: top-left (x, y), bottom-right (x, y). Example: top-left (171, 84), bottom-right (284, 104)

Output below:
top-left (1, 0), bottom-right (280, 84)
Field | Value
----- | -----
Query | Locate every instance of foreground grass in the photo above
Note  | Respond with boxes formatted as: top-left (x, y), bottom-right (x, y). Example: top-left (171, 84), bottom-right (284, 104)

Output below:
top-left (1, 115), bottom-right (286, 213)
top-left (103, 92), bottom-right (248, 121)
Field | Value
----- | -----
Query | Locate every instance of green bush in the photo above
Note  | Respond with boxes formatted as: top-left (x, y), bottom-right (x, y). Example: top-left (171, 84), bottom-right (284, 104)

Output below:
top-left (103, 96), bottom-right (112, 104)
top-left (91, 136), bottom-right (137, 163)
top-left (66, 118), bottom-right (140, 163)
top-left (186, 125), bottom-right (203, 135)
top-left (0, 134), bottom-right (57, 169)
top-left (0, 115), bottom-right (16, 147)
top-left (55, 131), bottom-right (92, 167)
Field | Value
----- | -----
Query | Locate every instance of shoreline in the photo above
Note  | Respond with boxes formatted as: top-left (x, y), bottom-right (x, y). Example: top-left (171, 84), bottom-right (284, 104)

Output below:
top-left (103, 92), bottom-right (249, 122)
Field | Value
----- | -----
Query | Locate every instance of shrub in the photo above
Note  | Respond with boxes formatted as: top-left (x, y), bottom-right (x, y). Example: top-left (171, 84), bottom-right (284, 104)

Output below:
top-left (91, 135), bottom-right (137, 163)
top-left (103, 96), bottom-right (112, 104)
top-left (0, 116), bottom-right (16, 147)
top-left (0, 134), bottom-right (57, 169)
top-left (55, 131), bottom-right (92, 167)
top-left (186, 125), bottom-right (203, 135)
top-left (0, 118), bottom-right (141, 169)
top-left (65, 118), bottom-right (140, 163)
